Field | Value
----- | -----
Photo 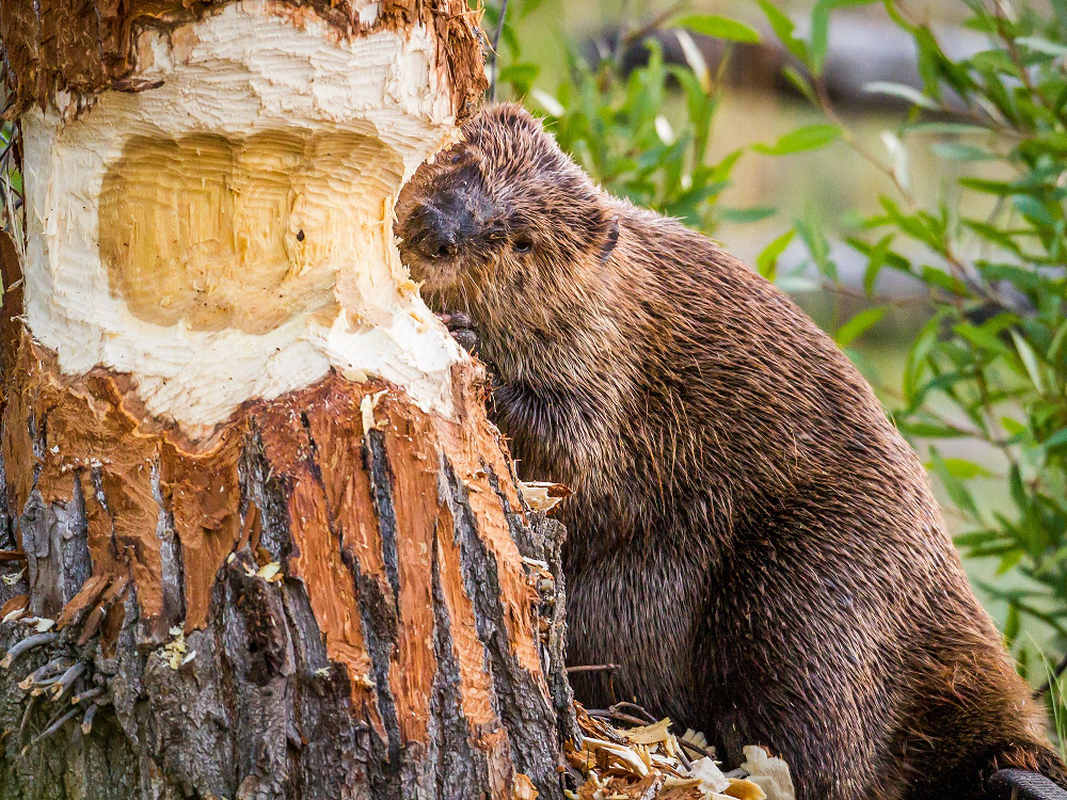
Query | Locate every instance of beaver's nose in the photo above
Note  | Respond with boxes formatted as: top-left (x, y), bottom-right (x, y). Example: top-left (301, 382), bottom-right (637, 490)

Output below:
top-left (414, 191), bottom-right (477, 260)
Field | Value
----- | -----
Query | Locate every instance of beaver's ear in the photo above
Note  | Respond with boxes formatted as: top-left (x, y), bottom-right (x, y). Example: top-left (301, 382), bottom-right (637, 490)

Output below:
top-left (596, 213), bottom-right (620, 265)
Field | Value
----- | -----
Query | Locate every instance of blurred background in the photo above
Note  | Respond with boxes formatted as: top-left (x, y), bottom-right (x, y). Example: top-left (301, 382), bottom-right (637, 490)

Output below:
top-left (476, 0), bottom-right (1067, 747)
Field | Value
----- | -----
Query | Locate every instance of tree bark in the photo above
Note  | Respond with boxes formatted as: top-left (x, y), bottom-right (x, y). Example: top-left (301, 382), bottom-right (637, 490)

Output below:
top-left (0, 3), bottom-right (572, 797)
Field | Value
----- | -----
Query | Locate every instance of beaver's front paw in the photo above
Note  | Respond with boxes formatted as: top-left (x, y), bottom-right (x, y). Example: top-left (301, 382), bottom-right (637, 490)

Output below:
top-left (438, 312), bottom-right (479, 355)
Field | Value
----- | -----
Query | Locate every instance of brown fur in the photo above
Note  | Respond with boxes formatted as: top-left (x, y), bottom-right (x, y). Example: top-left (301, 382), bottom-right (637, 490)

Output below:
top-left (396, 104), bottom-right (1067, 800)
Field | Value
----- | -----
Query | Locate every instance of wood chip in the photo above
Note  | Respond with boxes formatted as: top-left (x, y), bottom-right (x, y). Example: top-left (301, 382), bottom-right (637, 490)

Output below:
top-left (572, 703), bottom-right (796, 800)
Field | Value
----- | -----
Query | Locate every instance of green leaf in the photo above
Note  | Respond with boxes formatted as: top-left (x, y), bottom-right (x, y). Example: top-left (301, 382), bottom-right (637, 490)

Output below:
top-left (1004, 601), bottom-right (1021, 646)
top-left (847, 234), bottom-right (911, 272)
top-left (1047, 318), bottom-right (1067, 363)
top-left (794, 217), bottom-right (837, 280)
top-left (861, 234), bottom-right (895, 295)
top-left (781, 66), bottom-right (820, 106)
top-left (962, 219), bottom-right (1022, 255)
top-left (923, 457), bottom-right (992, 479)
top-left (1015, 36), bottom-right (1067, 57)
top-left (863, 81), bottom-right (940, 110)
top-left (497, 62), bottom-right (540, 88)
top-left (903, 311), bottom-right (943, 402)
top-left (997, 549), bottom-right (1025, 576)
top-left (930, 142), bottom-right (997, 161)
top-left (835, 307), bottom-right (887, 348)
top-left (677, 14), bottom-right (762, 44)
top-left (959, 177), bottom-right (1016, 195)
top-left (954, 529), bottom-right (1002, 548)
top-left (1000, 416), bottom-right (1028, 439)
top-left (905, 122), bottom-right (993, 136)
top-left (972, 49), bottom-right (1019, 75)
top-left (754, 124), bottom-right (840, 155)
top-left (1010, 330), bottom-right (1048, 393)
top-left (954, 322), bottom-right (1013, 358)
top-left (757, 0), bottom-right (810, 64)
top-left (1012, 195), bottom-right (1057, 226)
top-left (810, 1), bottom-right (831, 74)
top-left (895, 420), bottom-right (967, 439)
top-left (920, 265), bottom-right (968, 296)
top-left (1008, 463), bottom-right (1028, 512)
top-left (930, 448), bottom-right (981, 519)
top-left (756, 229), bottom-right (795, 281)
top-left (718, 206), bottom-right (776, 224)
top-left (1042, 427), bottom-right (1067, 453)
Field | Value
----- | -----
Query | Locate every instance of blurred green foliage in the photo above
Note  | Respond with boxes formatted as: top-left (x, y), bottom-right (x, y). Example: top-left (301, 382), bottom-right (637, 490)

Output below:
top-left (484, 0), bottom-right (759, 230)
top-left (753, 0), bottom-right (1067, 744)
top-left (482, 0), bottom-right (1067, 748)
top-left (0, 121), bottom-right (21, 241)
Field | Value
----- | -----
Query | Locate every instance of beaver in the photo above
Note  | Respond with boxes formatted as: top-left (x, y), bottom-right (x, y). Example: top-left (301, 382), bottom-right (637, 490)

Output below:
top-left (395, 104), bottom-right (1067, 800)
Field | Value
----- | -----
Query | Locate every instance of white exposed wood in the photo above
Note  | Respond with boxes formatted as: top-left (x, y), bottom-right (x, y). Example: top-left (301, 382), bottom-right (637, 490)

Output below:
top-left (20, 0), bottom-right (464, 436)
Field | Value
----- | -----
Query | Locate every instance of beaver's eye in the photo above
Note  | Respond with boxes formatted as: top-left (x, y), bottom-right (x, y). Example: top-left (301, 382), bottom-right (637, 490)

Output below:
top-left (514, 238), bottom-right (533, 254)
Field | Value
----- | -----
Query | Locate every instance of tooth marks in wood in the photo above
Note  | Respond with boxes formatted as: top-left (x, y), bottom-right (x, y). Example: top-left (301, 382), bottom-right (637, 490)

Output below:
top-left (363, 428), bottom-right (403, 614)
top-left (442, 458), bottom-right (560, 796)
top-left (0, 0), bottom-right (487, 118)
top-left (376, 403), bottom-right (441, 745)
top-left (1, 332), bottom-right (565, 797)
top-left (258, 395), bottom-right (384, 728)
top-left (352, 553), bottom-right (404, 797)
top-left (162, 437), bottom-right (240, 632)
top-left (239, 432), bottom-right (295, 566)
top-left (428, 536), bottom-right (496, 796)
top-left (432, 492), bottom-right (500, 734)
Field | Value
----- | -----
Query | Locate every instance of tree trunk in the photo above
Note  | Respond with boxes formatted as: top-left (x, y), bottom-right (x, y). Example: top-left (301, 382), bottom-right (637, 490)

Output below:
top-left (0, 3), bottom-right (572, 797)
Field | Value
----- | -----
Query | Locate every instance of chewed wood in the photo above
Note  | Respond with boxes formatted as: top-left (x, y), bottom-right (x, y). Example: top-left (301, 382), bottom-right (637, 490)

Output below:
top-left (0, 325), bottom-right (564, 798)
top-left (0, 0), bottom-right (486, 117)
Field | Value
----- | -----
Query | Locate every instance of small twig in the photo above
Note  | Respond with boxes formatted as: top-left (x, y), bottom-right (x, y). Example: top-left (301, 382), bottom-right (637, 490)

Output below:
top-left (71, 686), bottom-right (103, 705)
top-left (1, 632), bottom-right (59, 669)
top-left (817, 280), bottom-right (930, 310)
top-left (566, 663), bottom-right (621, 674)
top-left (608, 710), bottom-right (653, 727)
top-left (21, 707), bottom-right (79, 755)
top-left (17, 694), bottom-right (37, 744)
top-left (50, 661), bottom-right (86, 702)
top-left (671, 734), bottom-right (693, 771)
top-left (609, 701), bottom-right (657, 724)
top-left (488, 0), bottom-right (510, 102)
top-left (0, 550), bottom-right (26, 562)
top-left (80, 703), bottom-right (98, 735)
top-left (585, 707), bottom-right (651, 728)
top-left (18, 657), bottom-right (71, 692)
top-left (677, 735), bottom-right (714, 760)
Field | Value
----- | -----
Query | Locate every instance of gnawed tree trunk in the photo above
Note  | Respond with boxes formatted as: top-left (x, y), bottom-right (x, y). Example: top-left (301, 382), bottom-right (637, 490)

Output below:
top-left (0, 3), bottom-right (572, 797)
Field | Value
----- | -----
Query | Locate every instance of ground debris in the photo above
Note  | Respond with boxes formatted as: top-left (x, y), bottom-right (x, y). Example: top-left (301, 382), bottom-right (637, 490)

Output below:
top-left (568, 703), bottom-right (795, 800)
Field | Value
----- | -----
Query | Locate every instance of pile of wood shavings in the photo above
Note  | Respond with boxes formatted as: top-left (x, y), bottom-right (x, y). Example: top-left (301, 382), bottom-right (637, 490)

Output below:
top-left (566, 704), bottom-right (796, 800)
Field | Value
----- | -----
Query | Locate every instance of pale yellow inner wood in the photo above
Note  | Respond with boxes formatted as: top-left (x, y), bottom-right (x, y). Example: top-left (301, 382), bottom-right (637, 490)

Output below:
top-left (98, 130), bottom-right (402, 334)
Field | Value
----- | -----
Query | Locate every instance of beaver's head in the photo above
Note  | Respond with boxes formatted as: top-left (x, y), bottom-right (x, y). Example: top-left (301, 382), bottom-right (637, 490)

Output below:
top-left (396, 104), bottom-right (618, 313)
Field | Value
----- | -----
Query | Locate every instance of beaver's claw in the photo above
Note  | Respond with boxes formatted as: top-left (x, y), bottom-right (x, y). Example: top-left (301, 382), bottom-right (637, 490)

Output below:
top-left (438, 312), bottom-right (479, 355)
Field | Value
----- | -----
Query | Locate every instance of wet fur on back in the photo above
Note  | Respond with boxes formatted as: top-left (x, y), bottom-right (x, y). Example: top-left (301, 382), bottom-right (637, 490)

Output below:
top-left (396, 104), bottom-right (1067, 800)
